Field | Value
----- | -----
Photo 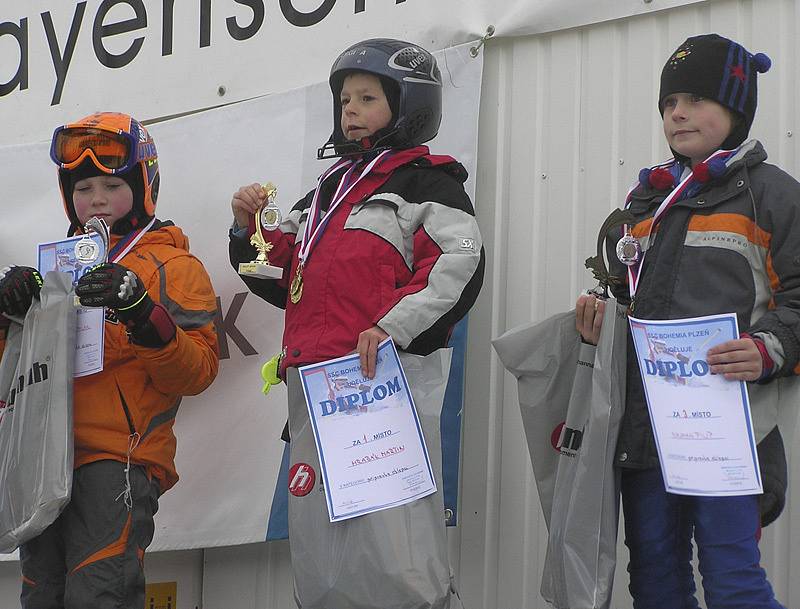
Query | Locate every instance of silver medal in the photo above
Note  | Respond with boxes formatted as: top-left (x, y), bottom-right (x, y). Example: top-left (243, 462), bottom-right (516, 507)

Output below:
top-left (616, 233), bottom-right (642, 266)
top-left (75, 216), bottom-right (110, 265)
top-left (260, 205), bottom-right (282, 230)
top-left (74, 236), bottom-right (101, 265)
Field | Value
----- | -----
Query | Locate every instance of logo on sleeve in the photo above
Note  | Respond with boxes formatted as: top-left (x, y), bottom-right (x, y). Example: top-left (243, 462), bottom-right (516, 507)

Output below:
top-left (459, 237), bottom-right (476, 252)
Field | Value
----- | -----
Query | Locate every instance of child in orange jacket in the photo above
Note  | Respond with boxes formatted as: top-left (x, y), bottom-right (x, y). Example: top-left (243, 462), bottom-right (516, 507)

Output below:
top-left (0, 112), bottom-right (219, 609)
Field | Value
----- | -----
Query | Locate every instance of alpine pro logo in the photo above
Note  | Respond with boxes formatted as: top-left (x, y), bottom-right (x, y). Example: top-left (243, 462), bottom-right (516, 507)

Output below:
top-left (288, 463), bottom-right (316, 497)
top-left (6, 360), bottom-right (49, 409)
top-left (551, 421), bottom-right (584, 457)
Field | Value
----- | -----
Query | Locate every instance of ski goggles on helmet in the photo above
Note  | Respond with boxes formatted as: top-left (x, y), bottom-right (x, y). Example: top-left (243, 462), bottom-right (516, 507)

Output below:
top-left (50, 126), bottom-right (138, 175)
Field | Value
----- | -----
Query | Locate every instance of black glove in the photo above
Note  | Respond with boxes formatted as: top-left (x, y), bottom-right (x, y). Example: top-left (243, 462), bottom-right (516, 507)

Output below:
top-left (0, 266), bottom-right (43, 317)
top-left (76, 263), bottom-right (176, 348)
top-left (76, 263), bottom-right (148, 316)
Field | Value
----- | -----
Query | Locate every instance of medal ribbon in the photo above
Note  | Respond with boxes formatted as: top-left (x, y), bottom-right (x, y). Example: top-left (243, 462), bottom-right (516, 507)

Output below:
top-left (624, 147), bottom-right (739, 299)
top-left (107, 217), bottom-right (156, 264)
top-left (297, 150), bottom-right (393, 267)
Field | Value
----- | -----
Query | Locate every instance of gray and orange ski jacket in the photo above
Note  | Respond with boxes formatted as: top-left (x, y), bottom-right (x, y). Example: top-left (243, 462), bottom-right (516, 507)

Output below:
top-left (609, 141), bottom-right (800, 489)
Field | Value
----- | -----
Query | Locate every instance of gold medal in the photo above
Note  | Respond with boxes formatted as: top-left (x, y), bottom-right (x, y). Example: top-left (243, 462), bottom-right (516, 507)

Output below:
top-left (289, 263), bottom-right (304, 304)
top-left (260, 182), bottom-right (282, 230)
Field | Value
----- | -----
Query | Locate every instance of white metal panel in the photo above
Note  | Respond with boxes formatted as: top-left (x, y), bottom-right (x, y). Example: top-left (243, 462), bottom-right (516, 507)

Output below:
top-left (1, 2), bottom-right (798, 609)
top-left (141, 550), bottom-right (205, 609)
top-left (0, 562), bottom-right (21, 608)
top-left (462, 1), bottom-right (800, 608)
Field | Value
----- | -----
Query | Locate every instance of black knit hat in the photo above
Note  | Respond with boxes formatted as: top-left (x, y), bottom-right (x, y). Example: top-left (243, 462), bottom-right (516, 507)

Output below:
top-left (659, 34), bottom-right (771, 150)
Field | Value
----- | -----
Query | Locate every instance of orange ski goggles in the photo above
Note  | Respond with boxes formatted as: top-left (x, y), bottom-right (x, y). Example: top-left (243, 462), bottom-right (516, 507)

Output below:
top-left (50, 126), bottom-right (138, 174)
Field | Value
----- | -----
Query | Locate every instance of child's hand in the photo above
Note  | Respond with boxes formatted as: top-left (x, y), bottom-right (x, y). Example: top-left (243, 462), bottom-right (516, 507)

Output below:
top-left (357, 326), bottom-right (389, 379)
top-left (231, 183), bottom-right (267, 230)
top-left (706, 338), bottom-right (762, 381)
top-left (575, 293), bottom-right (604, 345)
top-left (76, 262), bottom-right (147, 312)
top-left (0, 266), bottom-right (43, 317)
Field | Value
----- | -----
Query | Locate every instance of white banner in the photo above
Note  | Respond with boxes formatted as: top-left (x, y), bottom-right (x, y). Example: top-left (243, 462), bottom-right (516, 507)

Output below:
top-left (0, 43), bottom-right (482, 552)
top-left (1, 0), bottom-right (705, 144)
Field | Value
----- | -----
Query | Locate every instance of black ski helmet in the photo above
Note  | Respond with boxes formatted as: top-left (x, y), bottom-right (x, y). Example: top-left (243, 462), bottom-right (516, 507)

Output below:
top-left (318, 38), bottom-right (442, 158)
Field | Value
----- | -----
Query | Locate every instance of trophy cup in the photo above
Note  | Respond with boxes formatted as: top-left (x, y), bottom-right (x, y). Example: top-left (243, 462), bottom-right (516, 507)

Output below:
top-left (74, 216), bottom-right (110, 306)
top-left (238, 182), bottom-right (283, 279)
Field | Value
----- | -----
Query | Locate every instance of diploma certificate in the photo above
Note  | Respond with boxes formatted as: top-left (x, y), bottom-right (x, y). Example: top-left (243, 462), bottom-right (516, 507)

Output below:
top-left (38, 235), bottom-right (105, 377)
top-left (299, 338), bottom-right (437, 522)
top-left (629, 313), bottom-right (762, 496)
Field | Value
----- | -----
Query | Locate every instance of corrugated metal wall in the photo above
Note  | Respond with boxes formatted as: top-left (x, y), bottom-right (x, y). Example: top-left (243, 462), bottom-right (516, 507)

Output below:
top-left (459, 0), bottom-right (799, 608)
top-left (1, 1), bottom-right (797, 608)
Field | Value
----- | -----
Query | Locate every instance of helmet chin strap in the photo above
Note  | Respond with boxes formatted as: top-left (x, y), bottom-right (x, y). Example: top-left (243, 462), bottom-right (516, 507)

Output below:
top-left (318, 125), bottom-right (404, 160)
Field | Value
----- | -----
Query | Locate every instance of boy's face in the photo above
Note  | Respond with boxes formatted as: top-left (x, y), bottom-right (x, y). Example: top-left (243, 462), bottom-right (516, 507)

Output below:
top-left (662, 93), bottom-right (734, 166)
top-left (340, 73), bottom-right (393, 142)
top-left (72, 175), bottom-right (134, 227)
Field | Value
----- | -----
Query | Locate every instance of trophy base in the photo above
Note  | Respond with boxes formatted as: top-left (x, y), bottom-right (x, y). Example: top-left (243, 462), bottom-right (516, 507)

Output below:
top-left (238, 262), bottom-right (283, 279)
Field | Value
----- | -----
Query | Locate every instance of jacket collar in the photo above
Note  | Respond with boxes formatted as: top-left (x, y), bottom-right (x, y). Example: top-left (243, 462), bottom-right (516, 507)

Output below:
top-left (632, 139), bottom-right (766, 201)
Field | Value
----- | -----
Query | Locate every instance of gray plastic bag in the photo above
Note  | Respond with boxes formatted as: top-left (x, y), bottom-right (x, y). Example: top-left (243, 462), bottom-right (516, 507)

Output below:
top-left (0, 272), bottom-right (76, 553)
top-left (286, 349), bottom-right (463, 609)
top-left (493, 299), bottom-right (627, 609)
top-left (492, 310), bottom-right (580, 530)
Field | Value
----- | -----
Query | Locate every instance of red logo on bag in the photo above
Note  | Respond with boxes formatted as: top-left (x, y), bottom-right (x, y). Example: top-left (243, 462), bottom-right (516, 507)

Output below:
top-left (552, 421), bottom-right (584, 456)
top-left (288, 463), bottom-right (316, 497)
top-left (551, 422), bottom-right (565, 452)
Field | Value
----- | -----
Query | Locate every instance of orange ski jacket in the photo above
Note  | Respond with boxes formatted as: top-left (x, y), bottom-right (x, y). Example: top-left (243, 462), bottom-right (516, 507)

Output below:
top-left (72, 222), bottom-right (218, 492)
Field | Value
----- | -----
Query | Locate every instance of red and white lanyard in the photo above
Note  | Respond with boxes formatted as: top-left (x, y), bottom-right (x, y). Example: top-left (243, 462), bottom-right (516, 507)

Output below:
top-left (107, 217), bottom-right (156, 263)
top-left (625, 148), bottom-right (734, 299)
top-left (296, 150), bottom-right (392, 267)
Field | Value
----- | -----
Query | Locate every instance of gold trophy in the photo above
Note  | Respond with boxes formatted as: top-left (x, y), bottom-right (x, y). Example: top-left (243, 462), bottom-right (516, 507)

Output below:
top-left (238, 182), bottom-right (283, 279)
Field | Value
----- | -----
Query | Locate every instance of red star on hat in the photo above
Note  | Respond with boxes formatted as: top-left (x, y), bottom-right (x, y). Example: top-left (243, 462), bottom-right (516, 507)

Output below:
top-left (730, 64), bottom-right (746, 82)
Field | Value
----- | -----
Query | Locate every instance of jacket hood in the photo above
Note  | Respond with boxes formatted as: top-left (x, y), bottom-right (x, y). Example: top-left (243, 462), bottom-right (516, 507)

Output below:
top-left (717, 139), bottom-right (767, 176)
